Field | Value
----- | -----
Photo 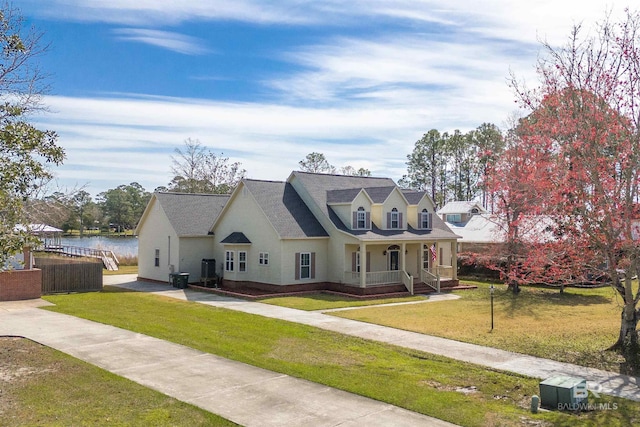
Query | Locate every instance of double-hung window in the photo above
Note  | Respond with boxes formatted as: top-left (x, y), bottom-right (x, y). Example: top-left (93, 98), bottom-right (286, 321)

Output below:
top-left (154, 249), bottom-right (160, 267)
top-left (300, 252), bottom-right (311, 279)
top-left (238, 251), bottom-right (247, 272)
top-left (356, 207), bottom-right (366, 229)
top-left (259, 252), bottom-right (269, 265)
top-left (420, 209), bottom-right (431, 229)
top-left (225, 250), bottom-right (234, 272)
top-left (390, 208), bottom-right (399, 229)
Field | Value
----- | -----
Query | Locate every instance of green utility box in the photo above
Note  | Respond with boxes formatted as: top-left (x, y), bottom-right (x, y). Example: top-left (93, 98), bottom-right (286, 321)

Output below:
top-left (539, 376), bottom-right (588, 409)
top-left (170, 272), bottom-right (190, 289)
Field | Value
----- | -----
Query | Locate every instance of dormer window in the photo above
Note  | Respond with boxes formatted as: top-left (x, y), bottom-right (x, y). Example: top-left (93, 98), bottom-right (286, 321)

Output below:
top-left (420, 209), bottom-right (432, 229)
top-left (390, 208), bottom-right (400, 229)
top-left (352, 206), bottom-right (370, 229)
top-left (357, 207), bottom-right (366, 229)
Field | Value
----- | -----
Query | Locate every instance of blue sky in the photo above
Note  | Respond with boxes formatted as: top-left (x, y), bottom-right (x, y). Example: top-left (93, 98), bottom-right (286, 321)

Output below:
top-left (19, 1), bottom-right (630, 197)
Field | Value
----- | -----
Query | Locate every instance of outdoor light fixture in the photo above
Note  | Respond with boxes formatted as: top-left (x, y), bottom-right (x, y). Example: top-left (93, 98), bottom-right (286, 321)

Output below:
top-left (383, 250), bottom-right (387, 255)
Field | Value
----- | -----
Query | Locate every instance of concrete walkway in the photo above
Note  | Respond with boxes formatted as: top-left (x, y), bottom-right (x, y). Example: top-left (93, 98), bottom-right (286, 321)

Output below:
top-left (0, 297), bottom-right (454, 426)
top-left (105, 275), bottom-right (640, 402)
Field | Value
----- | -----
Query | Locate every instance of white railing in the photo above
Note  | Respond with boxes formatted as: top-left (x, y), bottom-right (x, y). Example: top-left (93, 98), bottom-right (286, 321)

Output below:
top-left (367, 270), bottom-right (402, 285)
top-left (422, 268), bottom-right (440, 293)
top-left (401, 270), bottom-right (413, 295)
top-left (343, 270), bottom-right (403, 286)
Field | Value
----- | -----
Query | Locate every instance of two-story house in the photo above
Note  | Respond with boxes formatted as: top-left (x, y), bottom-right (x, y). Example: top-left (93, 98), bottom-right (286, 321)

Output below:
top-left (136, 171), bottom-right (460, 295)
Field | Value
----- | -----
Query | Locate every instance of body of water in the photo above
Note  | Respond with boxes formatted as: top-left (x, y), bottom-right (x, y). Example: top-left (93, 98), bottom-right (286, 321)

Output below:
top-left (60, 236), bottom-right (138, 257)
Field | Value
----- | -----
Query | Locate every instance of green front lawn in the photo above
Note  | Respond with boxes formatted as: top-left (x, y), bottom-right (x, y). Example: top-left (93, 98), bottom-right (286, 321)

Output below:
top-left (332, 281), bottom-right (625, 372)
top-left (41, 288), bottom-right (639, 427)
top-left (258, 292), bottom-right (427, 310)
top-left (0, 337), bottom-right (236, 426)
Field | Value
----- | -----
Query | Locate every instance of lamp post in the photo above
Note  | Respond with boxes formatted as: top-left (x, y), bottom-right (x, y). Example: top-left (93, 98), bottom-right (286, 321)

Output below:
top-left (490, 284), bottom-right (495, 331)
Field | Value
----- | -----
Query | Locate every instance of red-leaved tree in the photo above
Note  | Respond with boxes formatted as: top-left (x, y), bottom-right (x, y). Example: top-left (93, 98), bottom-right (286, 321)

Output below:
top-left (502, 10), bottom-right (640, 360)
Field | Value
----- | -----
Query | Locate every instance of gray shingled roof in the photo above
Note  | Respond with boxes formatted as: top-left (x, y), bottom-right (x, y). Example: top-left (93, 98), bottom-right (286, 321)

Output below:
top-left (221, 231), bottom-right (251, 244)
top-left (243, 179), bottom-right (328, 238)
top-left (291, 171), bottom-right (395, 217)
top-left (363, 186), bottom-right (396, 203)
top-left (155, 192), bottom-right (229, 237)
top-left (291, 171), bottom-right (458, 241)
top-left (326, 188), bottom-right (363, 204)
top-left (402, 190), bottom-right (427, 205)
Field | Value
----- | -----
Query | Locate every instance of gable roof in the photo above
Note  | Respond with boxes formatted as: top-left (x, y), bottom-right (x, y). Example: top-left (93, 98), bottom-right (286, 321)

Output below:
top-left (243, 179), bottom-right (329, 239)
top-left (437, 201), bottom-right (487, 215)
top-left (140, 192), bottom-right (229, 237)
top-left (290, 171), bottom-right (396, 217)
top-left (401, 190), bottom-right (427, 205)
top-left (364, 186), bottom-right (397, 203)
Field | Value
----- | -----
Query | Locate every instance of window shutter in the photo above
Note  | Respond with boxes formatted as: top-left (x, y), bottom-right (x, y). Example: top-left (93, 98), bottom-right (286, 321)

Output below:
top-left (311, 252), bottom-right (316, 279)
top-left (295, 252), bottom-right (300, 280)
top-left (417, 212), bottom-right (422, 228)
top-left (399, 213), bottom-right (403, 228)
top-left (352, 211), bottom-right (357, 228)
top-left (366, 252), bottom-right (371, 272)
top-left (386, 212), bottom-right (391, 228)
top-left (365, 212), bottom-right (371, 229)
top-left (352, 252), bottom-right (357, 271)
top-left (428, 213), bottom-right (433, 229)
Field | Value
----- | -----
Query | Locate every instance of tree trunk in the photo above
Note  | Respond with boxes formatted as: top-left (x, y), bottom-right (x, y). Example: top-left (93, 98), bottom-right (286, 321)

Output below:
top-left (609, 304), bottom-right (639, 350)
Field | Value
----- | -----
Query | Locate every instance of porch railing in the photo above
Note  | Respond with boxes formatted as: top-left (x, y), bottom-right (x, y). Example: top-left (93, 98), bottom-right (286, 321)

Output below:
top-left (422, 268), bottom-right (440, 293)
top-left (401, 270), bottom-right (413, 295)
top-left (343, 270), bottom-right (404, 286)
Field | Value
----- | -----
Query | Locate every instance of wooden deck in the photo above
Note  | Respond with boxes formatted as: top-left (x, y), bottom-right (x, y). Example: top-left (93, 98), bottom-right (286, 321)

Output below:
top-left (41, 245), bottom-right (119, 271)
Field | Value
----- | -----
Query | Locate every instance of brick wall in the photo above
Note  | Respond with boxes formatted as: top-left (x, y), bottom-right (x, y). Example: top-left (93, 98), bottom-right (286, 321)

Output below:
top-left (0, 269), bottom-right (42, 301)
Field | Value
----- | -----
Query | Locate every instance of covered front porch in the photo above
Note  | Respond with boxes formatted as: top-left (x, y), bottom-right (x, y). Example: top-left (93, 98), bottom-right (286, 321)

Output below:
top-left (342, 240), bottom-right (457, 294)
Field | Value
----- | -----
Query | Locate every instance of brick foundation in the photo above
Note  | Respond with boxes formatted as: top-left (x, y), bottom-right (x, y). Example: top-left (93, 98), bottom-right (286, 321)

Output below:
top-left (0, 269), bottom-right (42, 301)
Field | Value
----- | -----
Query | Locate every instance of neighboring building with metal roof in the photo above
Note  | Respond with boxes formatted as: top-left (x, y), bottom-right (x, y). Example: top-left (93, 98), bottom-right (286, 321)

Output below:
top-left (437, 201), bottom-right (486, 225)
top-left (136, 171), bottom-right (461, 295)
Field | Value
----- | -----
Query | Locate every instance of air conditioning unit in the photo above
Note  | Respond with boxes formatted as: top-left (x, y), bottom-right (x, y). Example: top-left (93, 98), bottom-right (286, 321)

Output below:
top-left (539, 376), bottom-right (588, 410)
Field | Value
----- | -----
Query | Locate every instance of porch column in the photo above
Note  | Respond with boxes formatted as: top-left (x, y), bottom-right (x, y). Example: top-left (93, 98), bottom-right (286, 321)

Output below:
top-left (359, 241), bottom-right (367, 288)
top-left (401, 242), bottom-right (406, 272)
top-left (451, 240), bottom-right (458, 280)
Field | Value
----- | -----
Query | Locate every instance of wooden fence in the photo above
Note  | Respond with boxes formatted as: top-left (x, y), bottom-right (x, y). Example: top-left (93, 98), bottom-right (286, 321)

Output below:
top-left (35, 257), bottom-right (103, 294)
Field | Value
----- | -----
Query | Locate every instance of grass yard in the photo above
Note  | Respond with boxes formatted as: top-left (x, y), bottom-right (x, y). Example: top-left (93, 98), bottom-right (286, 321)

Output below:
top-left (104, 265), bottom-right (138, 275)
top-left (41, 288), bottom-right (640, 427)
top-left (258, 292), bottom-right (427, 310)
top-left (0, 337), bottom-right (236, 427)
top-left (331, 281), bottom-right (625, 372)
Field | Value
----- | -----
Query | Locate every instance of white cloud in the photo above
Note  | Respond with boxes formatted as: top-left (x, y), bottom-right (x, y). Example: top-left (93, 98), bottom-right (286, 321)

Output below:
top-left (112, 28), bottom-right (209, 55)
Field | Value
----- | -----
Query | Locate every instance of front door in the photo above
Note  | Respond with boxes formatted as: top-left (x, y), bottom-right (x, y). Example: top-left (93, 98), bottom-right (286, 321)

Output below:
top-left (389, 250), bottom-right (399, 271)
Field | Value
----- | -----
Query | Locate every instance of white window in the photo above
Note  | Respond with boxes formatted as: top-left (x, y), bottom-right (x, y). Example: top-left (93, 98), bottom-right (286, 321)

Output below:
top-left (390, 208), bottom-right (399, 228)
top-left (154, 249), bottom-right (160, 267)
top-left (446, 213), bottom-right (461, 223)
top-left (356, 207), bottom-right (366, 229)
top-left (421, 209), bottom-right (431, 229)
top-left (355, 252), bottom-right (361, 273)
top-left (300, 252), bottom-right (311, 279)
top-left (238, 251), bottom-right (247, 272)
top-left (225, 250), bottom-right (234, 272)
top-left (259, 252), bottom-right (269, 265)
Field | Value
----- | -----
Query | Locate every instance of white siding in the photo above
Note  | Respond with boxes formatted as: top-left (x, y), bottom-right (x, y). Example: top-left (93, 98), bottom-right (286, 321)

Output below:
top-left (213, 183), bottom-right (283, 285)
top-left (137, 197), bottom-right (180, 282)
